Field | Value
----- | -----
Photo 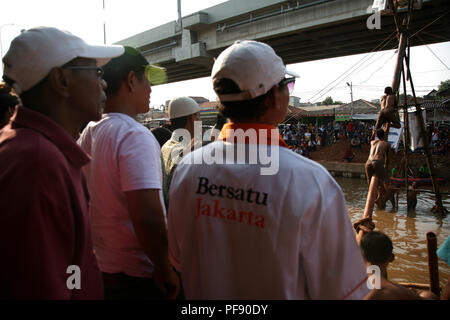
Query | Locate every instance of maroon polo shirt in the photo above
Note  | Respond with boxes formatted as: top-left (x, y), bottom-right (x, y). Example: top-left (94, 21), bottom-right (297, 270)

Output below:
top-left (0, 107), bottom-right (103, 299)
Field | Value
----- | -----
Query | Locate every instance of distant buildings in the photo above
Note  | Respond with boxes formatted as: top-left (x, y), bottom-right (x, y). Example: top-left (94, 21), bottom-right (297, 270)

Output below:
top-left (286, 99), bottom-right (380, 123)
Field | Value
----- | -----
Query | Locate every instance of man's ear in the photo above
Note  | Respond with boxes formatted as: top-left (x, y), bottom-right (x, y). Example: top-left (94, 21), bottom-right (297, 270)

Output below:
top-left (389, 253), bottom-right (395, 263)
top-left (48, 68), bottom-right (70, 98)
top-left (265, 85), bottom-right (280, 110)
top-left (125, 70), bottom-right (137, 92)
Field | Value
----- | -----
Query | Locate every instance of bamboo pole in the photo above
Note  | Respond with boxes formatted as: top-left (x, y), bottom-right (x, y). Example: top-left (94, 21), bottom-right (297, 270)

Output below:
top-left (366, 19), bottom-right (407, 218)
top-left (403, 56), bottom-right (447, 214)
top-left (426, 232), bottom-right (440, 297)
top-left (401, 64), bottom-right (410, 211)
top-left (363, 175), bottom-right (379, 219)
top-left (398, 282), bottom-right (430, 291)
top-left (388, 0), bottom-right (402, 36)
top-left (391, 32), bottom-right (408, 93)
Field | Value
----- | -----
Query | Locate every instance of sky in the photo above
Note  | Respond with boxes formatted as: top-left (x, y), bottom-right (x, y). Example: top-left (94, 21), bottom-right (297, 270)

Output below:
top-left (1, 0), bottom-right (449, 107)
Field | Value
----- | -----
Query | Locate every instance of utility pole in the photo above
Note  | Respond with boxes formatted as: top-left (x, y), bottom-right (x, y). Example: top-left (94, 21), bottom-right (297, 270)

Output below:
top-left (0, 23), bottom-right (14, 75)
top-left (347, 82), bottom-right (353, 119)
top-left (103, 0), bottom-right (106, 44)
top-left (0, 23), bottom-right (14, 58)
top-left (176, 0), bottom-right (183, 32)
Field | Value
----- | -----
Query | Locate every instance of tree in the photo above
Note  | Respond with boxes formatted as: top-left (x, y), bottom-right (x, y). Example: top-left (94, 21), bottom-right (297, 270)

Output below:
top-left (322, 96), bottom-right (334, 105)
top-left (438, 79), bottom-right (450, 92)
top-left (398, 93), bottom-right (412, 103)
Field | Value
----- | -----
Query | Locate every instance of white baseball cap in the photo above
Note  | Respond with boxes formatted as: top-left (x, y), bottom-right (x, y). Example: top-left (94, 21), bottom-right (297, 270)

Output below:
top-left (168, 96), bottom-right (201, 120)
top-left (2, 27), bottom-right (125, 94)
top-left (211, 40), bottom-right (299, 102)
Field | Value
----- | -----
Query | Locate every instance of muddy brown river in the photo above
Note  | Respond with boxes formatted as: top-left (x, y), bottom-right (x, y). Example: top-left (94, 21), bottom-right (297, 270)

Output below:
top-left (335, 176), bottom-right (450, 288)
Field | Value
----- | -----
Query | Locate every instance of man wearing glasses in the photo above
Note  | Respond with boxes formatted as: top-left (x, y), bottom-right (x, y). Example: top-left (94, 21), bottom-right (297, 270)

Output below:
top-left (78, 47), bottom-right (180, 300)
top-left (0, 27), bottom-right (124, 299)
top-left (167, 40), bottom-right (369, 299)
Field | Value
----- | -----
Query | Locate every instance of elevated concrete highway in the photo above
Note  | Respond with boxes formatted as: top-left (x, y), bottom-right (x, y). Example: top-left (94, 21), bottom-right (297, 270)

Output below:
top-left (117, 0), bottom-right (450, 84)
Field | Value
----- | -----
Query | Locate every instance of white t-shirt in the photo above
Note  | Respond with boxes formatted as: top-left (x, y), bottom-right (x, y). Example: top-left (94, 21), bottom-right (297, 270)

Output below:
top-left (78, 113), bottom-right (165, 278)
top-left (168, 141), bottom-right (370, 299)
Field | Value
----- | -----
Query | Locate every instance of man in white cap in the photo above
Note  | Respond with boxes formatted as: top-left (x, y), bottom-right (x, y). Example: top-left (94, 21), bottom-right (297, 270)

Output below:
top-left (78, 46), bottom-right (179, 300)
top-left (0, 27), bottom-right (124, 299)
top-left (161, 96), bottom-right (200, 209)
top-left (168, 40), bottom-right (370, 299)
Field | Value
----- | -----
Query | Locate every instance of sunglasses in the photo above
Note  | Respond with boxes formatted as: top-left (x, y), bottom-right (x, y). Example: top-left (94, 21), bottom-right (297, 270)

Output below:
top-left (279, 77), bottom-right (296, 94)
top-left (64, 66), bottom-right (104, 79)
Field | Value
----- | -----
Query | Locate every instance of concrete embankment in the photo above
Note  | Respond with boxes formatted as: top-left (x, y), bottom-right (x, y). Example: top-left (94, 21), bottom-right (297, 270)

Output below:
top-left (315, 161), bottom-right (366, 179)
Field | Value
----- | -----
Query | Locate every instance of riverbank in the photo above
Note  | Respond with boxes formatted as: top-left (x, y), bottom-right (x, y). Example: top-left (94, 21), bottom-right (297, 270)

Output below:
top-left (309, 139), bottom-right (450, 180)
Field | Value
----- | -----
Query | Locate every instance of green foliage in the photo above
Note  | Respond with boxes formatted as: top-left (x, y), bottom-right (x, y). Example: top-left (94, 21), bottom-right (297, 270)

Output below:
top-left (438, 79), bottom-right (450, 92)
top-left (398, 93), bottom-right (412, 102)
top-left (322, 96), bottom-right (334, 105)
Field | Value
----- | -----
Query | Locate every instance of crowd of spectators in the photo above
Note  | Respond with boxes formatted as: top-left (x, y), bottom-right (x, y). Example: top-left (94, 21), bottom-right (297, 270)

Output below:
top-left (277, 120), bottom-right (374, 157)
top-left (278, 120), bottom-right (450, 158)
top-left (430, 125), bottom-right (449, 156)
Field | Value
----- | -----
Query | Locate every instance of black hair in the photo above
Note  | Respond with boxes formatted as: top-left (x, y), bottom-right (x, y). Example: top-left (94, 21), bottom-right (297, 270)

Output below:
top-left (376, 128), bottom-right (385, 139)
top-left (214, 77), bottom-right (290, 122)
top-left (0, 82), bottom-right (19, 111)
top-left (15, 77), bottom-right (48, 110)
top-left (384, 86), bottom-right (393, 95)
top-left (170, 115), bottom-right (190, 130)
top-left (0, 82), bottom-right (19, 126)
top-left (360, 231), bottom-right (393, 265)
top-left (213, 78), bottom-right (271, 122)
top-left (215, 114), bottom-right (227, 131)
top-left (102, 46), bottom-right (147, 96)
top-left (151, 126), bottom-right (172, 148)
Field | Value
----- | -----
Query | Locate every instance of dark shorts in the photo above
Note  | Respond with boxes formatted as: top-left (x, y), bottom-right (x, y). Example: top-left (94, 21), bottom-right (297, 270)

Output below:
top-left (365, 159), bottom-right (386, 183)
top-left (102, 272), bottom-right (165, 300)
top-left (376, 109), bottom-right (401, 129)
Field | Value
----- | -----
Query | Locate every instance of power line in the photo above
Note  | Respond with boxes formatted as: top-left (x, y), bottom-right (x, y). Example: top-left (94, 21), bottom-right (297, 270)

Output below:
top-left (410, 9), bottom-right (450, 40)
top-left (416, 34), bottom-right (450, 70)
top-left (358, 50), bottom-right (397, 85)
top-left (305, 32), bottom-right (397, 102)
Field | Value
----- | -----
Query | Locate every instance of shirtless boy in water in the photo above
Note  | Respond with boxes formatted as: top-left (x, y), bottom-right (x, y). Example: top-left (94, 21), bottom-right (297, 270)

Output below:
top-left (361, 231), bottom-right (437, 300)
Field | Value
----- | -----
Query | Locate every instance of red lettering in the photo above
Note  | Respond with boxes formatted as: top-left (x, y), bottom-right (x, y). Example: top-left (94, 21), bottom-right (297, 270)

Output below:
top-left (213, 200), bottom-right (225, 218)
top-left (226, 208), bottom-right (236, 221)
top-left (195, 198), bottom-right (202, 219)
top-left (201, 201), bottom-right (211, 216)
top-left (254, 215), bottom-right (265, 229)
top-left (239, 211), bottom-right (248, 223)
top-left (193, 199), bottom-right (265, 229)
top-left (247, 211), bottom-right (254, 225)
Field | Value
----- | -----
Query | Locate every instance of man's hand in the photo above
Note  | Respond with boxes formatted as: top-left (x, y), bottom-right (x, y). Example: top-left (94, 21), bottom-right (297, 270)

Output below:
top-left (354, 217), bottom-right (375, 245)
top-left (153, 264), bottom-right (180, 300)
top-left (126, 189), bottom-right (180, 299)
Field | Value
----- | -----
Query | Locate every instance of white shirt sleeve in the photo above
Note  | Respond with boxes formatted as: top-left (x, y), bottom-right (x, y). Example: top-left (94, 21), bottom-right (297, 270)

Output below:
top-left (118, 130), bottom-right (162, 192)
top-left (299, 178), bottom-right (370, 300)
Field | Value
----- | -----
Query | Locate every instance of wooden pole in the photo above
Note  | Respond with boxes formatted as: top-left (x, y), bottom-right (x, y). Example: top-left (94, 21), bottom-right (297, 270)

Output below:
top-left (391, 32), bottom-right (408, 93)
top-left (366, 11), bottom-right (406, 217)
top-left (426, 232), bottom-right (440, 297)
top-left (403, 56), bottom-right (447, 214)
top-left (398, 282), bottom-right (430, 291)
top-left (363, 175), bottom-right (379, 219)
top-left (388, 0), bottom-right (402, 36)
top-left (401, 64), bottom-right (410, 211)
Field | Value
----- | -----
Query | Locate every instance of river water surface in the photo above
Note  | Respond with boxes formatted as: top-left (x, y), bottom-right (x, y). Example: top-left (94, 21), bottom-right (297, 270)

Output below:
top-left (335, 176), bottom-right (450, 288)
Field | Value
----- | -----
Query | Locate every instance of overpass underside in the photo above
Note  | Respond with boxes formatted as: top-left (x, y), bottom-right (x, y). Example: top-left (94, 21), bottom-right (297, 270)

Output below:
top-left (118, 0), bottom-right (450, 84)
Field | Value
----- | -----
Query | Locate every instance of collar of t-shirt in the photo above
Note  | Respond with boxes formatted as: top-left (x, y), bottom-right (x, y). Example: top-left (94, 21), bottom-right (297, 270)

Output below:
top-left (11, 106), bottom-right (90, 168)
top-left (218, 122), bottom-right (288, 148)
